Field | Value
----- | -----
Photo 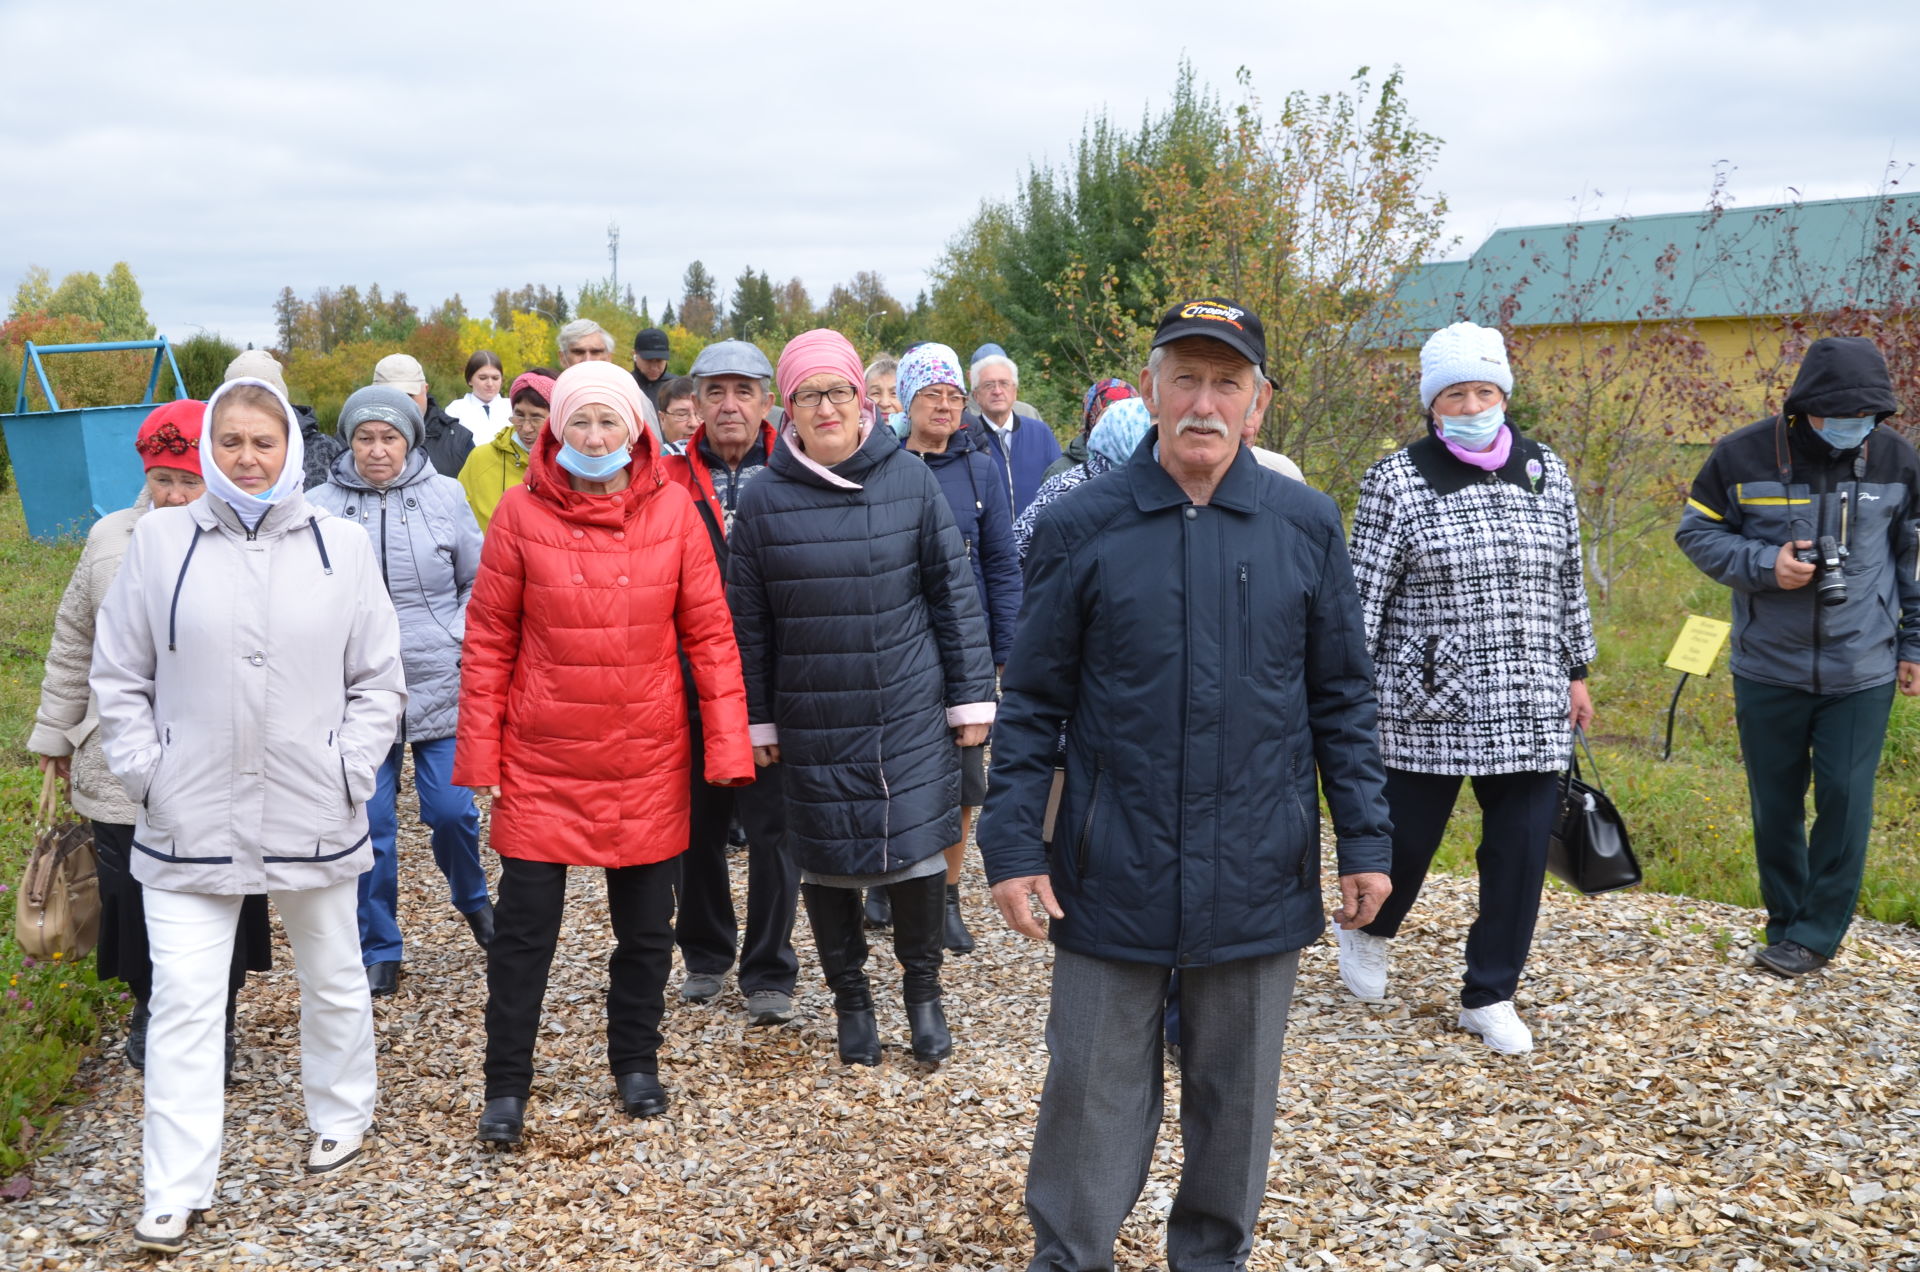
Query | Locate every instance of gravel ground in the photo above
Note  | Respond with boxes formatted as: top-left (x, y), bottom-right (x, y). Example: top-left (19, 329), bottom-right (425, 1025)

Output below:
top-left (3, 812), bottom-right (1919, 1270)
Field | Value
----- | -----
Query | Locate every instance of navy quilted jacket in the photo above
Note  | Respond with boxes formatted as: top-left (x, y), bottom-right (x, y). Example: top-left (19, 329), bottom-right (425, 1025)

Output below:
top-left (727, 422), bottom-right (996, 876)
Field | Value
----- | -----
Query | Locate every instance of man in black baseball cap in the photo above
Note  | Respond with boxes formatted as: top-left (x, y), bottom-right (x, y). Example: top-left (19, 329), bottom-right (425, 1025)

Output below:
top-left (1149, 296), bottom-right (1268, 372)
top-left (1140, 295), bottom-right (1273, 505)
top-left (632, 326), bottom-right (672, 407)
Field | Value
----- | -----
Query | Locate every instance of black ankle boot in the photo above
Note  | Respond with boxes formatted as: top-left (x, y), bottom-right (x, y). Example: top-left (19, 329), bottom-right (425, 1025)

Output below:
top-left (477, 1096), bottom-right (525, 1145)
top-left (464, 901), bottom-right (496, 950)
top-left (942, 882), bottom-right (975, 954)
top-left (615, 1071), bottom-right (670, 1117)
top-left (863, 888), bottom-right (892, 929)
top-left (126, 1000), bottom-right (151, 1070)
top-left (906, 999), bottom-right (952, 1065)
top-left (835, 998), bottom-right (881, 1066)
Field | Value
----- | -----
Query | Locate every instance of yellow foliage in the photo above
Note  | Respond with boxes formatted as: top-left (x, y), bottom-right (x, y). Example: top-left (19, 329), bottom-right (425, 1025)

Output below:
top-left (459, 313), bottom-right (558, 381)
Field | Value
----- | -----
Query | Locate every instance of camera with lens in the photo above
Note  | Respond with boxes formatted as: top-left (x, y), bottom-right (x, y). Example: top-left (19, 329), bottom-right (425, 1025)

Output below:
top-left (1795, 534), bottom-right (1850, 608)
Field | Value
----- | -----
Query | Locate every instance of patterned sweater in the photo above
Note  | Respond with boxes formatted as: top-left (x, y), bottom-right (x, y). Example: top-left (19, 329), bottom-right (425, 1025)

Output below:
top-left (1350, 433), bottom-right (1597, 775)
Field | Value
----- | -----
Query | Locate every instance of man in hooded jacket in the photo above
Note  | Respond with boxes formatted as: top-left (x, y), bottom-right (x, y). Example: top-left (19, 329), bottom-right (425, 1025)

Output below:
top-left (1677, 336), bottom-right (1920, 978)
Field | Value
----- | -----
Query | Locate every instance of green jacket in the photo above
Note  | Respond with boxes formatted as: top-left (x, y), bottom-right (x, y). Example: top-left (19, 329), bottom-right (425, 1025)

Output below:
top-left (458, 425), bottom-right (530, 532)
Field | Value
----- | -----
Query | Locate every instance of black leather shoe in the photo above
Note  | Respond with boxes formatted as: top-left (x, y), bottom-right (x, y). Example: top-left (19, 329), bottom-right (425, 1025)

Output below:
top-left (942, 883), bottom-right (975, 954)
top-left (463, 902), bottom-right (496, 950)
top-left (615, 1071), bottom-right (670, 1118)
top-left (836, 1007), bottom-right (881, 1066)
top-left (863, 888), bottom-right (891, 929)
top-left (125, 1000), bottom-right (150, 1070)
top-left (907, 999), bottom-right (952, 1065)
top-left (366, 961), bottom-right (401, 997)
top-left (477, 1096), bottom-right (525, 1145)
top-left (1755, 940), bottom-right (1830, 978)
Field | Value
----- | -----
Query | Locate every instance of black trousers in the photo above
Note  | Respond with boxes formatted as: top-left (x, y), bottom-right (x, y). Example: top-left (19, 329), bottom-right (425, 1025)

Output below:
top-left (1362, 767), bottom-right (1559, 1009)
top-left (674, 735), bottom-right (799, 995)
top-left (483, 855), bottom-right (675, 1100)
top-left (92, 820), bottom-right (270, 1004)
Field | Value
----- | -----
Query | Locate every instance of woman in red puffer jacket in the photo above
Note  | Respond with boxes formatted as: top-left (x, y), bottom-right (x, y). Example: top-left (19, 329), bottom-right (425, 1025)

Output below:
top-left (455, 361), bottom-right (752, 1146)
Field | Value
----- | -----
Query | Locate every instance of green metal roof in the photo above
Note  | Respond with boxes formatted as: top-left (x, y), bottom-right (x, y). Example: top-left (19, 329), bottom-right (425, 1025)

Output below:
top-left (1389, 192), bottom-right (1920, 340)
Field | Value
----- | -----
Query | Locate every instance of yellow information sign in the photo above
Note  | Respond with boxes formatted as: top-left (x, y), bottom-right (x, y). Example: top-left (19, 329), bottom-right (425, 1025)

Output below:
top-left (1665, 615), bottom-right (1732, 677)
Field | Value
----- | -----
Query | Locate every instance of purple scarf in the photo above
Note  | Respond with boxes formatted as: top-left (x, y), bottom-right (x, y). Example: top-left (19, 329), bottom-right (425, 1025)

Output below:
top-left (1442, 423), bottom-right (1512, 471)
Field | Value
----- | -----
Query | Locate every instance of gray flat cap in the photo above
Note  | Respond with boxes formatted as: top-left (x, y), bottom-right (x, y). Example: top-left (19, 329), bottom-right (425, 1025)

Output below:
top-left (689, 340), bottom-right (774, 382)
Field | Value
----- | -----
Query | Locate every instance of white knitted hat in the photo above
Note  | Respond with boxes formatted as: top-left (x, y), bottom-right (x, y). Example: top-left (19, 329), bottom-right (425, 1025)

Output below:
top-left (1419, 321), bottom-right (1513, 408)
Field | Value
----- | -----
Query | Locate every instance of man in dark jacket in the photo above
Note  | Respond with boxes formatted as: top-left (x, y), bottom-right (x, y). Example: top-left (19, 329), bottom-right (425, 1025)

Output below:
top-left (967, 344), bottom-right (1061, 517)
top-left (372, 353), bottom-right (474, 478)
top-left (978, 298), bottom-right (1393, 1271)
top-left (660, 339), bottom-right (798, 1025)
top-left (632, 326), bottom-right (672, 408)
top-left (1676, 336), bottom-right (1920, 978)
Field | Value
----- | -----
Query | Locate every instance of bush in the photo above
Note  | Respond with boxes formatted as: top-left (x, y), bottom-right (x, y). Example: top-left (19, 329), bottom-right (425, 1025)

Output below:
top-left (170, 332), bottom-right (241, 400)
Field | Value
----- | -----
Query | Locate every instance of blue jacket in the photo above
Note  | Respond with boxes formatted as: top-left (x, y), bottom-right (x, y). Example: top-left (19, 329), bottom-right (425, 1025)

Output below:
top-left (967, 410), bottom-right (1063, 518)
top-left (728, 422), bottom-right (997, 876)
top-left (903, 426), bottom-right (1022, 664)
top-left (978, 438), bottom-right (1394, 967)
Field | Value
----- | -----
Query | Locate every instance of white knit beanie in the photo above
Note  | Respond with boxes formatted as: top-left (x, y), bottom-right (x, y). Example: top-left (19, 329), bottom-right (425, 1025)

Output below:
top-left (1418, 321), bottom-right (1513, 409)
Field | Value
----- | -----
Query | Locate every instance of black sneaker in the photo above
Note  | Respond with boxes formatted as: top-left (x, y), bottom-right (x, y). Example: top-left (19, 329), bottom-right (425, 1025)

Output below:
top-left (1754, 941), bottom-right (1830, 978)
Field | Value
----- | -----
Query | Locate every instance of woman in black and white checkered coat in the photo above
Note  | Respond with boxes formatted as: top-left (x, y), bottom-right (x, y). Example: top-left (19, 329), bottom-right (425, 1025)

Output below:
top-left (1338, 322), bottom-right (1598, 1055)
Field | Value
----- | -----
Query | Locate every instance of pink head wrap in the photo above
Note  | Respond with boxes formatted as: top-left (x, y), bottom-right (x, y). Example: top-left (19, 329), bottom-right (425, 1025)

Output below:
top-left (509, 370), bottom-right (556, 407)
top-left (546, 360), bottom-right (660, 447)
top-left (776, 329), bottom-right (871, 422)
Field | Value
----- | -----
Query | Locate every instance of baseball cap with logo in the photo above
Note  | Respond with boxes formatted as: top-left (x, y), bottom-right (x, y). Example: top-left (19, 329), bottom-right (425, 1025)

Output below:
top-left (1150, 297), bottom-right (1267, 372)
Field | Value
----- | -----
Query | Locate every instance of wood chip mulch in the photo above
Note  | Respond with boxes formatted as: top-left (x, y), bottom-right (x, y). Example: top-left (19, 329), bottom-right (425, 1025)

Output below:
top-left (3, 816), bottom-right (1918, 1270)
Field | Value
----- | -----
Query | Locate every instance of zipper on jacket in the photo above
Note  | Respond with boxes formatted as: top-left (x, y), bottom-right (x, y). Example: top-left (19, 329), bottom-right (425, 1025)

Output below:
top-left (1238, 563), bottom-right (1252, 673)
top-left (377, 491), bottom-right (392, 595)
top-left (1075, 756), bottom-right (1105, 875)
top-left (337, 748), bottom-right (355, 812)
top-left (143, 725), bottom-right (172, 809)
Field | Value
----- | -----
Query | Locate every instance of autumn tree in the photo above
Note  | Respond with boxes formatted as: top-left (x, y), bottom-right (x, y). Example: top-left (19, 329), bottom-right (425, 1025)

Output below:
top-left (678, 261), bottom-right (720, 337)
top-left (727, 267), bottom-right (778, 340)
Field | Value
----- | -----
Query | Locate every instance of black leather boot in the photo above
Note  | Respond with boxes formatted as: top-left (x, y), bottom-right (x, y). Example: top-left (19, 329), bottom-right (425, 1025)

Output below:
top-left (942, 882), bottom-right (975, 954)
top-left (890, 874), bottom-right (951, 1064)
top-left (863, 887), bottom-right (892, 929)
top-left (125, 999), bottom-right (150, 1070)
top-left (804, 884), bottom-right (880, 1065)
top-left (464, 901), bottom-right (496, 950)
top-left (477, 1096), bottom-right (526, 1145)
top-left (615, 1071), bottom-right (670, 1118)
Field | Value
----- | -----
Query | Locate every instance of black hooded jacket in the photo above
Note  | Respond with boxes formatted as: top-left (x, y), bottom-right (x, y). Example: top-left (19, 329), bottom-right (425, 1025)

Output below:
top-left (1677, 337), bottom-right (1920, 694)
top-left (420, 395), bottom-right (476, 479)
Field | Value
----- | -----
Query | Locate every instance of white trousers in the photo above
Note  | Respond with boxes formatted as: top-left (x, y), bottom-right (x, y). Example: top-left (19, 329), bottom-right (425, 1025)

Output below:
top-left (141, 879), bottom-right (376, 1211)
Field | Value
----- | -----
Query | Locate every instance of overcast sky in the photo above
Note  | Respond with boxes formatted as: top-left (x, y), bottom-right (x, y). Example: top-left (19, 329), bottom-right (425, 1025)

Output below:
top-left (2, 0), bottom-right (1911, 349)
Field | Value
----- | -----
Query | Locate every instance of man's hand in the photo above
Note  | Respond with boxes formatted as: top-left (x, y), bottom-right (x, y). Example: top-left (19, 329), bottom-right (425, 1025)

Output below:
top-left (1775, 540), bottom-right (1815, 590)
top-left (33, 753), bottom-right (70, 781)
top-left (954, 722), bottom-right (990, 748)
top-left (470, 785), bottom-right (501, 801)
top-left (1568, 679), bottom-right (1594, 731)
top-left (1900, 661), bottom-right (1920, 697)
top-left (991, 874), bottom-right (1064, 940)
top-left (1334, 872), bottom-right (1391, 930)
top-left (753, 745), bottom-right (781, 767)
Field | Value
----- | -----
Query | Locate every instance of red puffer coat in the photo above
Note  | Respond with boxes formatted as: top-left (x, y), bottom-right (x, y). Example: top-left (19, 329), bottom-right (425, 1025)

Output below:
top-left (454, 427), bottom-right (752, 867)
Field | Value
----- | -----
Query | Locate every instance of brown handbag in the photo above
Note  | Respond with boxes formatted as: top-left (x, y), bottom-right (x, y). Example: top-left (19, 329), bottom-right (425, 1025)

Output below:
top-left (13, 770), bottom-right (100, 959)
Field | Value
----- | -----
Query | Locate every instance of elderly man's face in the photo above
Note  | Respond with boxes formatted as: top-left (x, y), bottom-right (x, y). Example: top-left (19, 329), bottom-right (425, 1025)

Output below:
top-left (974, 363), bottom-right (1017, 420)
top-left (1143, 338), bottom-right (1270, 476)
top-left (562, 338), bottom-right (612, 368)
top-left (699, 375), bottom-right (771, 449)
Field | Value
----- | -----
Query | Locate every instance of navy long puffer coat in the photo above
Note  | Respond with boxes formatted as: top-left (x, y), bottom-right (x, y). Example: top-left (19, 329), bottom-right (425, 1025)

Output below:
top-left (727, 421), bottom-right (996, 877)
top-left (902, 425), bottom-right (1022, 664)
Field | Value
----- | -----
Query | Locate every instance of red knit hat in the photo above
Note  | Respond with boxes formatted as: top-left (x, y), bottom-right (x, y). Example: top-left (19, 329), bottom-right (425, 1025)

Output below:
top-left (135, 399), bottom-right (206, 475)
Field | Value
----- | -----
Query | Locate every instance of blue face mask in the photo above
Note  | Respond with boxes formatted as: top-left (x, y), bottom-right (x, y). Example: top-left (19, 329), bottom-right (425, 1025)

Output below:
top-left (1438, 405), bottom-right (1506, 450)
top-left (557, 442), bottom-right (631, 480)
top-left (1814, 416), bottom-right (1875, 450)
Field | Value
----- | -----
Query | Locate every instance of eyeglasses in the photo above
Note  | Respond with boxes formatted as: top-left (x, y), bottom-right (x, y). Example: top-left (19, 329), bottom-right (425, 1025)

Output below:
top-left (917, 388), bottom-right (967, 407)
top-left (975, 378), bottom-right (1015, 392)
top-left (663, 407), bottom-right (696, 422)
top-left (788, 383), bottom-right (858, 409)
top-left (509, 412), bottom-right (547, 427)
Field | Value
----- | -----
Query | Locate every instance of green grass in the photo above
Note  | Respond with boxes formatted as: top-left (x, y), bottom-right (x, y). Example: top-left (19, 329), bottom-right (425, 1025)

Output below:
top-left (0, 491), bottom-right (124, 1181)
top-left (1433, 534), bottom-right (1920, 928)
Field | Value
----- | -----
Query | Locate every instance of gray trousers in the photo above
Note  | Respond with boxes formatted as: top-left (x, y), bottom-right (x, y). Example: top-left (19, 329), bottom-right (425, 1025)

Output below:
top-left (1026, 946), bottom-right (1301, 1272)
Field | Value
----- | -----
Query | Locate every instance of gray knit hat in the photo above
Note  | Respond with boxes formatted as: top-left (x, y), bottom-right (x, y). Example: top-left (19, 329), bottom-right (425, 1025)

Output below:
top-left (337, 385), bottom-right (424, 448)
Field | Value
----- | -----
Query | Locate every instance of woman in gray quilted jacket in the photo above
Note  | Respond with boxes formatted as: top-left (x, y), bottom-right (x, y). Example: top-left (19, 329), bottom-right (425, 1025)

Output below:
top-left (30, 400), bottom-right (272, 1074)
top-left (1342, 322), bottom-right (1598, 1056)
top-left (309, 386), bottom-right (489, 998)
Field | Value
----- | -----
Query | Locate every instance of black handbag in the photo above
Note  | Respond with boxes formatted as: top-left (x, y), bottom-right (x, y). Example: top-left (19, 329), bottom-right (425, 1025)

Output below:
top-left (1546, 730), bottom-right (1641, 895)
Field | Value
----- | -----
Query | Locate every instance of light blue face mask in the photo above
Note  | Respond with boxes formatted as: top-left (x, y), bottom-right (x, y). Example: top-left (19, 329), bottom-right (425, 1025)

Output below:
top-left (1814, 416), bottom-right (1875, 449)
top-left (1438, 405), bottom-right (1506, 450)
top-left (557, 442), bottom-right (631, 480)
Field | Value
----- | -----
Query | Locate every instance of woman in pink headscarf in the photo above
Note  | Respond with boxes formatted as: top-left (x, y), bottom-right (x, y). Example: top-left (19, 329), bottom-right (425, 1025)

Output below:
top-left (725, 330), bottom-right (996, 1069)
top-left (456, 360), bottom-right (751, 1144)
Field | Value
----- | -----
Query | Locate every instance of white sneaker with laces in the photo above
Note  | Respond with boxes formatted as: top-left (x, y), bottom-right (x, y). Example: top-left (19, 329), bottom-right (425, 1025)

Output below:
top-left (1457, 1000), bottom-right (1533, 1054)
top-left (1334, 925), bottom-right (1390, 1003)
top-left (306, 1131), bottom-right (365, 1175)
top-left (133, 1208), bottom-right (195, 1253)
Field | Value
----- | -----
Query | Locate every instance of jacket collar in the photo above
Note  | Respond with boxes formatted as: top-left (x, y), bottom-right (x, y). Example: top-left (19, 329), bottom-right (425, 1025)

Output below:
top-left (1406, 429), bottom-right (1546, 497)
top-left (190, 485), bottom-right (313, 538)
top-left (772, 415), bottom-right (889, 490)
top-left (522, 425), bottom-right (665, 527)
top-left (902, 421), bottom-right (979, 465)
top-left (693, 420), bottom-right (777, 473)
top-left (1126, 432), bottom-right (1262, 513)
top-left (325, 446), bottom-right (433, 494)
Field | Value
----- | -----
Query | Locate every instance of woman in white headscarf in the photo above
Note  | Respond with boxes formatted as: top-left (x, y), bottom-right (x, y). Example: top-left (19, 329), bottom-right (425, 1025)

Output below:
top-left (92, 377), bottom-right (406, 1254)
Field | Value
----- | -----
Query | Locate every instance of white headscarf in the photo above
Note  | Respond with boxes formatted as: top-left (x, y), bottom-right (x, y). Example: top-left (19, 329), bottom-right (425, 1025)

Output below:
top-left (201, 377), bottom-right (307, 526)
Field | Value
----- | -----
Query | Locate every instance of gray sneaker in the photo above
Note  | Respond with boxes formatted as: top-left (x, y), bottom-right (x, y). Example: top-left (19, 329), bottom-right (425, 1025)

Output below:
top-left (745, 990), bottom-right (795, 1026)
top-left (681, 971), bottom-right (726, 1003)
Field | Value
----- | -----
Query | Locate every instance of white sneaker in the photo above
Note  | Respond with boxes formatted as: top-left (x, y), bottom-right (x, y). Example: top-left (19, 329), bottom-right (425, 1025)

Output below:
top-left (1334, 925), bottom-right (1390, 1002)
top-left (1457, 1001), bottom-right (1533, 1054)
top-left (305, 1131), bottom-right (365, 1175)
top-left (133, 1208), bottom-right (196, 1253)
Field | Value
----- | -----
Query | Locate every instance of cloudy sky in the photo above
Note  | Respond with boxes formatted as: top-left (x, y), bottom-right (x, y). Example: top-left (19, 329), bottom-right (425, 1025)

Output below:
top-left (2, 0), bottom-right (1910, 349)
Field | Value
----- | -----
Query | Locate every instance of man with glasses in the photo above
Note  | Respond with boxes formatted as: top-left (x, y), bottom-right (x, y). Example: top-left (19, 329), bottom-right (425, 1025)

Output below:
top-left (661, 340), bottom-right (800, 1026)
top-left (657, 377), bottom-right (700, 455)
top-left (967, 343), bottom-right (1060, 517)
